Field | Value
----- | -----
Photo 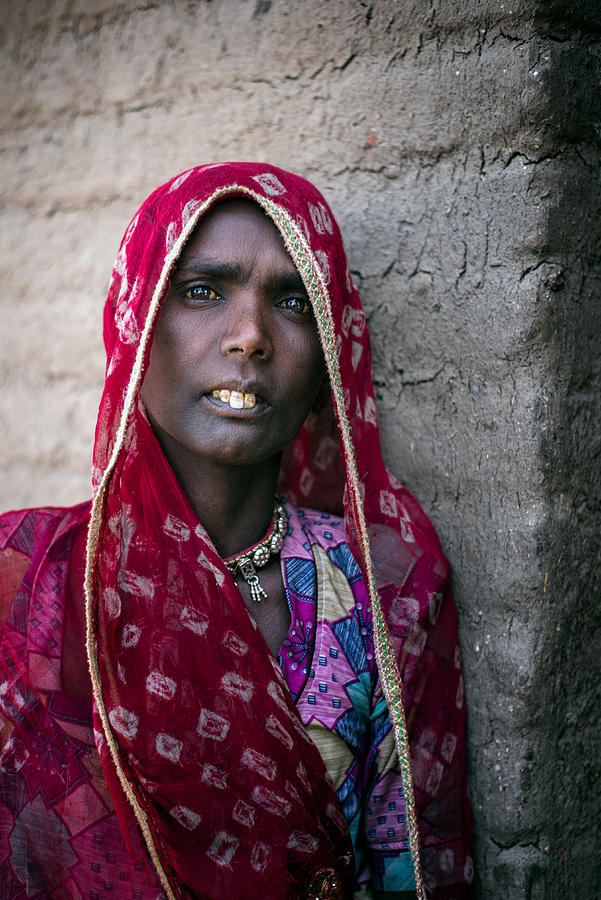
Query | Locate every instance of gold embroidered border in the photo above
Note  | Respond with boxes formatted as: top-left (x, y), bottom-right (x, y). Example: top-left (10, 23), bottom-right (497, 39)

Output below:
top-left (258, 197), bottom-right (425, 900)
top-left (85, 186), bottom-right (242, 900)
top-left (84, 184), bottom-right (425, 899)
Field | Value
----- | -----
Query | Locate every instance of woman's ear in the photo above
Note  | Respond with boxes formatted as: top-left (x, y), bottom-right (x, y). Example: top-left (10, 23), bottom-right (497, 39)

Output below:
top-left (312, 373), bottom-right (331, 414)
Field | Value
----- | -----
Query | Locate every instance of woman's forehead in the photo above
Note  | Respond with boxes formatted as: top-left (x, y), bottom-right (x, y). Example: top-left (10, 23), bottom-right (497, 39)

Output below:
top-left (175, 196), bottom-right (298, 277)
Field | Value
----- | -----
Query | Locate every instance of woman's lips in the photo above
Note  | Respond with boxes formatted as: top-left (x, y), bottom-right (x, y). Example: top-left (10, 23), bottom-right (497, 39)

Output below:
top-left (210, 389), bottom-right (258, 410)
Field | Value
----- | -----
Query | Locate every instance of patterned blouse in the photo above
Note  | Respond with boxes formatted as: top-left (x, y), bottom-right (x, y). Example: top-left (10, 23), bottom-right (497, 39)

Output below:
top-left (0, 501), bottom-right (415, 897)
top-left (280, 502), bottom-right (415, 895)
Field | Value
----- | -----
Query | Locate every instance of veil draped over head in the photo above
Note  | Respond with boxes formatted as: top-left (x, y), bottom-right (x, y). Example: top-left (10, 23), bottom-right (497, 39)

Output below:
top-left (79, 163), bottom-right (472, 899)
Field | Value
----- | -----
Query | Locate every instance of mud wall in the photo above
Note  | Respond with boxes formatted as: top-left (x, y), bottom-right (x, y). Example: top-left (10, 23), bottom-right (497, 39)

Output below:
top-left (1, 1), bottom-right (600, 896)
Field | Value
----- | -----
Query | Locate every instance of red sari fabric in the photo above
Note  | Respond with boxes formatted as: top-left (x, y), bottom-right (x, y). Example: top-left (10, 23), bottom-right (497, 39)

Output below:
top-left (91, 407), bottom-right (353, 899)
top-left (70, 163), bottom-right (469, 897)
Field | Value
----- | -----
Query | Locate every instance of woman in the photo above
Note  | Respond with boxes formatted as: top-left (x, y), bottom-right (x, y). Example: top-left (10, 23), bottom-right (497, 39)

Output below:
top-left (0, 163), bottom-right (472, 899)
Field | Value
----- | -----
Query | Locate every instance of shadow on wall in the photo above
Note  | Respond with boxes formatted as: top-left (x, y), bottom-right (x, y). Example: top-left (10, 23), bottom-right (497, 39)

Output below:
top-left (524, 3), bottom-right (601, 897)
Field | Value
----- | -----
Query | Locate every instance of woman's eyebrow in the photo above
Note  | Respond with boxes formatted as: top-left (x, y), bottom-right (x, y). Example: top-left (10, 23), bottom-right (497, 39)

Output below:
top-left (174, 257), bottom-right (243, 282)
top-left (265, 271), bottom-right (308, 294)
top-left (174, 255), bottom-right (308, 294)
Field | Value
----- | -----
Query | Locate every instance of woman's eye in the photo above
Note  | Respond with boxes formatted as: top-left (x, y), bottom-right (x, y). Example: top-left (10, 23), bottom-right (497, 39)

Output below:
top-left (278, 296), bottom-right (312, 315)
top-left (184, 285), bottom-right (220, 303)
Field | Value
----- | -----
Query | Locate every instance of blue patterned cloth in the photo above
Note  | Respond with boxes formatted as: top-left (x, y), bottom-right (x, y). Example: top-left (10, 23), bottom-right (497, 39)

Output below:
top-left (278, 502), bottom-right (416, 893)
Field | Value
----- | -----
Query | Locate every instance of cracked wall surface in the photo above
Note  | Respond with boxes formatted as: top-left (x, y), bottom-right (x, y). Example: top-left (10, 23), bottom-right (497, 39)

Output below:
top-left (1, 1), bottom-right (600, 897)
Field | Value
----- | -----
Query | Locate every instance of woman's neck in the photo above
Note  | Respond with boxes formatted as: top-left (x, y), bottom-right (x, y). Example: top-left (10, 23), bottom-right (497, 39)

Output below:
top-left (156, 432), bottom-right (282, 558)
top-left (194, 468), bottom-right (281, 559)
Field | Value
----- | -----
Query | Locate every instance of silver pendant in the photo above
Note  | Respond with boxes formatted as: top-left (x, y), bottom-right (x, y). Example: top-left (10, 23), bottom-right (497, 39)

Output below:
top-left (237, 557), bottom-right (268, 602)
top-left (223, 500), bottom-right (288, 603)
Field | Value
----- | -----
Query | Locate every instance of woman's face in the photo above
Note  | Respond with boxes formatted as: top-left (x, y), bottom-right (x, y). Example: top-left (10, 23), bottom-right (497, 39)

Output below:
top-left (141, 198), bottom-right (325, 469)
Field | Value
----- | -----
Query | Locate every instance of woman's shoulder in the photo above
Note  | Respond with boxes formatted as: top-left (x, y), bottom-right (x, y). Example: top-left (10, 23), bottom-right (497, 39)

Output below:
top-left (0, 501), bottom-right (91, 637)
top-left (293, 504), bottom-right (347, 545)
top-left (290, 503), bottom-right (363, 584)
top-left (0, 501), bottom-right (92, 555)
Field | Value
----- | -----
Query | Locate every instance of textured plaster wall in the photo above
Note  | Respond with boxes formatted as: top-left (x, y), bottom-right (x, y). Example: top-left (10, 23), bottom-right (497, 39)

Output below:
top-left (1, 1), bottom-right (599, 897)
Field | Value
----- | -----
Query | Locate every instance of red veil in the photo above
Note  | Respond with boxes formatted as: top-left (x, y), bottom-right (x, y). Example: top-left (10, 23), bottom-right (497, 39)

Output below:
top-left (82, 163), bottom-right (472, 899)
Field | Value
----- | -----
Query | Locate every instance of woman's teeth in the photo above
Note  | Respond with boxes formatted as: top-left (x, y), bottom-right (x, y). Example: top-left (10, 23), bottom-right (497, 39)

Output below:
top-left (212, 389), bottom-right (257, 410)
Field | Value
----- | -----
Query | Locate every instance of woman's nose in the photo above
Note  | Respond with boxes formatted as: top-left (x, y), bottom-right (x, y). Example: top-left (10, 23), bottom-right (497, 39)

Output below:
top-left (219, 293), bottom-right (273, 360)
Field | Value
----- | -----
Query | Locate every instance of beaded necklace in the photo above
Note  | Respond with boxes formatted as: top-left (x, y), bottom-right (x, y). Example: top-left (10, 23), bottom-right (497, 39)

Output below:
top-left (223, 496), bottom-right (288, 602)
